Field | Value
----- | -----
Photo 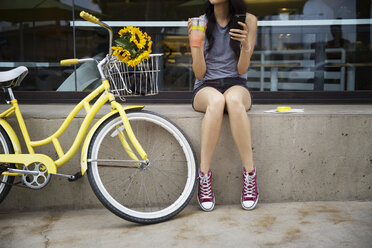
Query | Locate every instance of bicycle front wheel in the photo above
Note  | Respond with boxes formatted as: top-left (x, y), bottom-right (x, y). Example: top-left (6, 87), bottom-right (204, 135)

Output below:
top-left (87, 110), bottom-right (197, 224)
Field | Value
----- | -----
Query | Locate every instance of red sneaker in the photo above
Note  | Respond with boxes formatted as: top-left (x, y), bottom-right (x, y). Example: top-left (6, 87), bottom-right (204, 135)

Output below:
top-left (197, 169), bottom-right (215, 211)
top-left (241, 167), bottom-right (259, 210)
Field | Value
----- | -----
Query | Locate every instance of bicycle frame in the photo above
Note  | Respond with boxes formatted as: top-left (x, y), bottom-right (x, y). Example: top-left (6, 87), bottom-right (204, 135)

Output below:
top-left (0, 79), bottom-right (148, 177)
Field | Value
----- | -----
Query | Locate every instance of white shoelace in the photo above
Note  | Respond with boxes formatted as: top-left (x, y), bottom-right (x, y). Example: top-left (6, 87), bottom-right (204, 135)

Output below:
top-left (243, 172), bottom-right (257, 198)
top-left (199, 175), bottom-right (213, 200)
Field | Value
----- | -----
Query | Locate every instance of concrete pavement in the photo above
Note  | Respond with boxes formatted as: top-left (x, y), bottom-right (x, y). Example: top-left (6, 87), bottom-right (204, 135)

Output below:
top-left (1, 201), bottom-right (371, 248)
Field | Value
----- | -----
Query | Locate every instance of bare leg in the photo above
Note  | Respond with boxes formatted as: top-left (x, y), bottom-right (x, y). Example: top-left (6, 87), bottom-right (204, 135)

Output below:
top-left (224, 86), bottom-right (254, 172)
top-left (193, 87), bottom-right (225, 174)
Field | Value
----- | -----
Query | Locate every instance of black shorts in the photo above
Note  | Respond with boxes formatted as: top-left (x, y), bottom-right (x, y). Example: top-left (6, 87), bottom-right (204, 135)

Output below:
top-left (192, 77), bottom-right (253, 110)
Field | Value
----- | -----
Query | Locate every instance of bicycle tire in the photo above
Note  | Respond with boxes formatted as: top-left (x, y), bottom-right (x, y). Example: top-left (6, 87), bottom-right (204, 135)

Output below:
top-left (0, 126), bottom-right (15, 204)
top-left (87, 110), bottom-right (197, 224)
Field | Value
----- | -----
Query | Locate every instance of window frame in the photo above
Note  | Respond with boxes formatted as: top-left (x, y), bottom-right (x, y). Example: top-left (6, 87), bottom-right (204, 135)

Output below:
top-left (9, 90), bottom-right (372, 104)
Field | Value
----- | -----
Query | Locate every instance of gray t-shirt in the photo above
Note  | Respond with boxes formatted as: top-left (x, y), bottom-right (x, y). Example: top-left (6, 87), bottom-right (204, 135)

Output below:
top-left (194, 17), bottom-right (248, 90)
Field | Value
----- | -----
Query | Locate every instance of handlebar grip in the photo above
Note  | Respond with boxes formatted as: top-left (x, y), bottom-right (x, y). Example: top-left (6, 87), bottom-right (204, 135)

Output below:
top-left (80, 11), bottom-right (99, 24)
top-left (60, 59), bottom-right (79, 66)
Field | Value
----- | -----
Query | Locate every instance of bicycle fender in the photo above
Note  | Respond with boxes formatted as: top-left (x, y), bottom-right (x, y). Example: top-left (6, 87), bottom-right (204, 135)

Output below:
top-left (0, 119), bottom-right (22, 154)
top-left (80, 105), bottom-right (144, 175)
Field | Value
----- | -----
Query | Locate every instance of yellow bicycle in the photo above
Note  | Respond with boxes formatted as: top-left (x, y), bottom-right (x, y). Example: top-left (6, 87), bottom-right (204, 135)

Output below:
top-left (0, 12), bottom-right (197, 224)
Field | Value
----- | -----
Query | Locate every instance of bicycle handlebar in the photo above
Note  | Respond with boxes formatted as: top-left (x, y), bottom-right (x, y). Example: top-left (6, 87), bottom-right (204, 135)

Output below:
top-left (79, 11), bottom-right (113, 56)
top-left (60, 11), bottom-right (113, 72)
top-left (60, 58), bottom-right (96, 66)
top-left (60, 59), bottom-right (79, 66)
top-left (80, 11), bottom-right (99, 24)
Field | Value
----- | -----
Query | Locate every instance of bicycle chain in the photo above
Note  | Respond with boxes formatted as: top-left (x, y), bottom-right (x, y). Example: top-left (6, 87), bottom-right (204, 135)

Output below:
top-left (1, 163), bottom-right (29, 189)
top-left (0, 180), bottom-right (29, 189)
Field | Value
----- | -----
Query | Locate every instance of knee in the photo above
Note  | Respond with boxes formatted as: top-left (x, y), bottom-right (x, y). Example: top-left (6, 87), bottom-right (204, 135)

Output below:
top-left (225, 94), bottom-right (246, 114)
top-left (206, 94), bottom-right (225, 115)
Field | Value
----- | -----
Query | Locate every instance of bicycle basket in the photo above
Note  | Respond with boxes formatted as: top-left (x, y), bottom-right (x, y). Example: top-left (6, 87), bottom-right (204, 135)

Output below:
top-left (103, 54), bottom-right (162, 100)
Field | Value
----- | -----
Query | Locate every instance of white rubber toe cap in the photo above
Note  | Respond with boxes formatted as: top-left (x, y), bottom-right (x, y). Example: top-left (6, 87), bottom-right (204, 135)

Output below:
top-left (241, 194), bottom-right (259, 210)
top-left (198, 197), bottom-right (215, 211)
top-left (242, 200), bottom-right (255, 209)
top-left (201, 201), bottom-right (214, 211)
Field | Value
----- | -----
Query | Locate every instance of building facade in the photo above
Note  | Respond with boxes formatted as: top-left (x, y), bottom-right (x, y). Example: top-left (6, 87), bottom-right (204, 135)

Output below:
top-left (0, 0), bottom-right (371, 102)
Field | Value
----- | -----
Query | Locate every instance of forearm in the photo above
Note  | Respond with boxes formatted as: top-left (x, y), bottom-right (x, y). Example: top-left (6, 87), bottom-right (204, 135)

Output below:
top-left (191, 47), bottom-right (206, 80)
top-left (231, 13), bottom-right (257, 75)
top-left (237, 45), bottom-right (253, 75)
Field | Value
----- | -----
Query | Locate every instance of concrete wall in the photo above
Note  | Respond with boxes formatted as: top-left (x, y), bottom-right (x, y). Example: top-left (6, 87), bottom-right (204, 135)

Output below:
top-left (1, 104), bottom-right (371, 211)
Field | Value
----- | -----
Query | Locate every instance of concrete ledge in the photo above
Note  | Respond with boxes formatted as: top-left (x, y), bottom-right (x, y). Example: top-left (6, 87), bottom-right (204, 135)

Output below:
top-left (1, 103), bottom-right (372, 211)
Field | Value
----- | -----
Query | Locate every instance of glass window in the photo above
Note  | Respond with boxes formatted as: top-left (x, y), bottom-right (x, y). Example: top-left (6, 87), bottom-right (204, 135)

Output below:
top-left (0, 0), bottom-right (371, 98)
top-left (247, 0), bottom-right (372, 92)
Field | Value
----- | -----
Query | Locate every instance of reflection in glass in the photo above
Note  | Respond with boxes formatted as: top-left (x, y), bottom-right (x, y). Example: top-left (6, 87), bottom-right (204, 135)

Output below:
top-left (0, 0), bottom-right (371, 92)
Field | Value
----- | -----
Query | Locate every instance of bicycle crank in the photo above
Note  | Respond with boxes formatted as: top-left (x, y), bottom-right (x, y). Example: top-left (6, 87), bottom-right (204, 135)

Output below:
top-left (21, 162), bottom-right (51, 189)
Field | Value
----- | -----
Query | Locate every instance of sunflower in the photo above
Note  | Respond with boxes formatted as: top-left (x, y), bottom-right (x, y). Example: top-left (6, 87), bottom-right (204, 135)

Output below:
top-left (112, 26), bottom-right (152, 67)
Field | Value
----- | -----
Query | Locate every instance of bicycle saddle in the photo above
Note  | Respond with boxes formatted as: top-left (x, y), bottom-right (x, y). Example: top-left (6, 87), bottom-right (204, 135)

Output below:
top-left (0, 66), bottom-right (28, 88)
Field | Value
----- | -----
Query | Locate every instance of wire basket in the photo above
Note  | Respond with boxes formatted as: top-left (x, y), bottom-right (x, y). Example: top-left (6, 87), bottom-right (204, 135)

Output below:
top-left (103, 53), bottom-right (162, 100)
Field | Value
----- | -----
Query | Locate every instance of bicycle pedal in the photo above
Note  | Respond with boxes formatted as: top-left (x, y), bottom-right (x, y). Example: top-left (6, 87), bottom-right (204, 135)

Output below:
top-left (68, 171), bottom-right (83, 182)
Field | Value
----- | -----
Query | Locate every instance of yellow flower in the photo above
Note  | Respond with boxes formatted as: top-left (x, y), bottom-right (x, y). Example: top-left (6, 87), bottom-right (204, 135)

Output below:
top-left (124, 49), bottom-right (130, 56)
top-left (127, 59), bottom-right (136, 67)
top-left (142, 51), bottom-right (150, 60)
top-left (118, 27), bottom-right (129, 37)
top-left (130, 33), bottom-right (136, 42)
top-left (138, 37), bottom-right (147, 49)
top-left (147, 40), bottom-right (152, 54)
top-left (113, 26), bottom-right (153, 67)
top-left (119, 50), bottom-right (130, 61)
top-left (112, 46), bottom-right (123, 56)
top-left (112, 46), bottom-right (132, 63)
top-left (129, 27), bottom-right (146, 50)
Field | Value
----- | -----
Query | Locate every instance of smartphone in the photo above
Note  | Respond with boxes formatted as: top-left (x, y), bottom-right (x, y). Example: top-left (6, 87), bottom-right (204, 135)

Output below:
top-left (232, 14), bottom-right (246, 30)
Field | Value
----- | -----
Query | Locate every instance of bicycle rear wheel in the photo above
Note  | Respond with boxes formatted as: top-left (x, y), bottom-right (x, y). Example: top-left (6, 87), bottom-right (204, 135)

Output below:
top-left (87, 110), bottom-right (197, 224)
top-left (0, 126), bottom-right (15, 204)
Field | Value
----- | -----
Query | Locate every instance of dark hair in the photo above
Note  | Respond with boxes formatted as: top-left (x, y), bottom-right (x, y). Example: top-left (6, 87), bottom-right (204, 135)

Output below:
top-left (205, 0), bottom-right (247, 58)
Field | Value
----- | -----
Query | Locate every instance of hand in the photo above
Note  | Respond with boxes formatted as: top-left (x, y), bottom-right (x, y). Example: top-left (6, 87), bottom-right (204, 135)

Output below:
top-left (187, 18), bottom-right (193, 35)
top-left (229, 21), bottom-right (251, 51)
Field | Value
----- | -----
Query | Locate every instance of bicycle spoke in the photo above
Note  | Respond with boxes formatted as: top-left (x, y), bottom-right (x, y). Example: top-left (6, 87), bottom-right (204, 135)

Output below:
top-left (99, 125), bottom-right (139, 159)
top-left (147, 169), bottom-right (168, 208)
top-left (147, 167), bottom-right (184, 196)
top-left (141, 169), bottom-right (180, 207)
top-left (122, 169), bottom-right (140, 200)
top-left (150, 139), bottom-right (182, 162)
top-left (146, 169), bottom-right (179, 204)
top-left (147, 135), bottom-right (165, 159)
top-left (132, 171), bottom-right (144, 209)
top-left (99, 139), bottom-right (126, 158)
top-left (141, 172), bottom-right (152, 210)
top-left (150, 166), bottom-right (186, 177)
top-left (152, 159), bottom-right (187, 163)
top-left (149, 144), bottom-right (176, 163)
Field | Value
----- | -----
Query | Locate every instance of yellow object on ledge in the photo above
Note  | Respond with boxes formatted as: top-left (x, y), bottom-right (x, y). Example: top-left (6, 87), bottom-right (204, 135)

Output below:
top-left (277, 106), bottom-right (292, 112)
